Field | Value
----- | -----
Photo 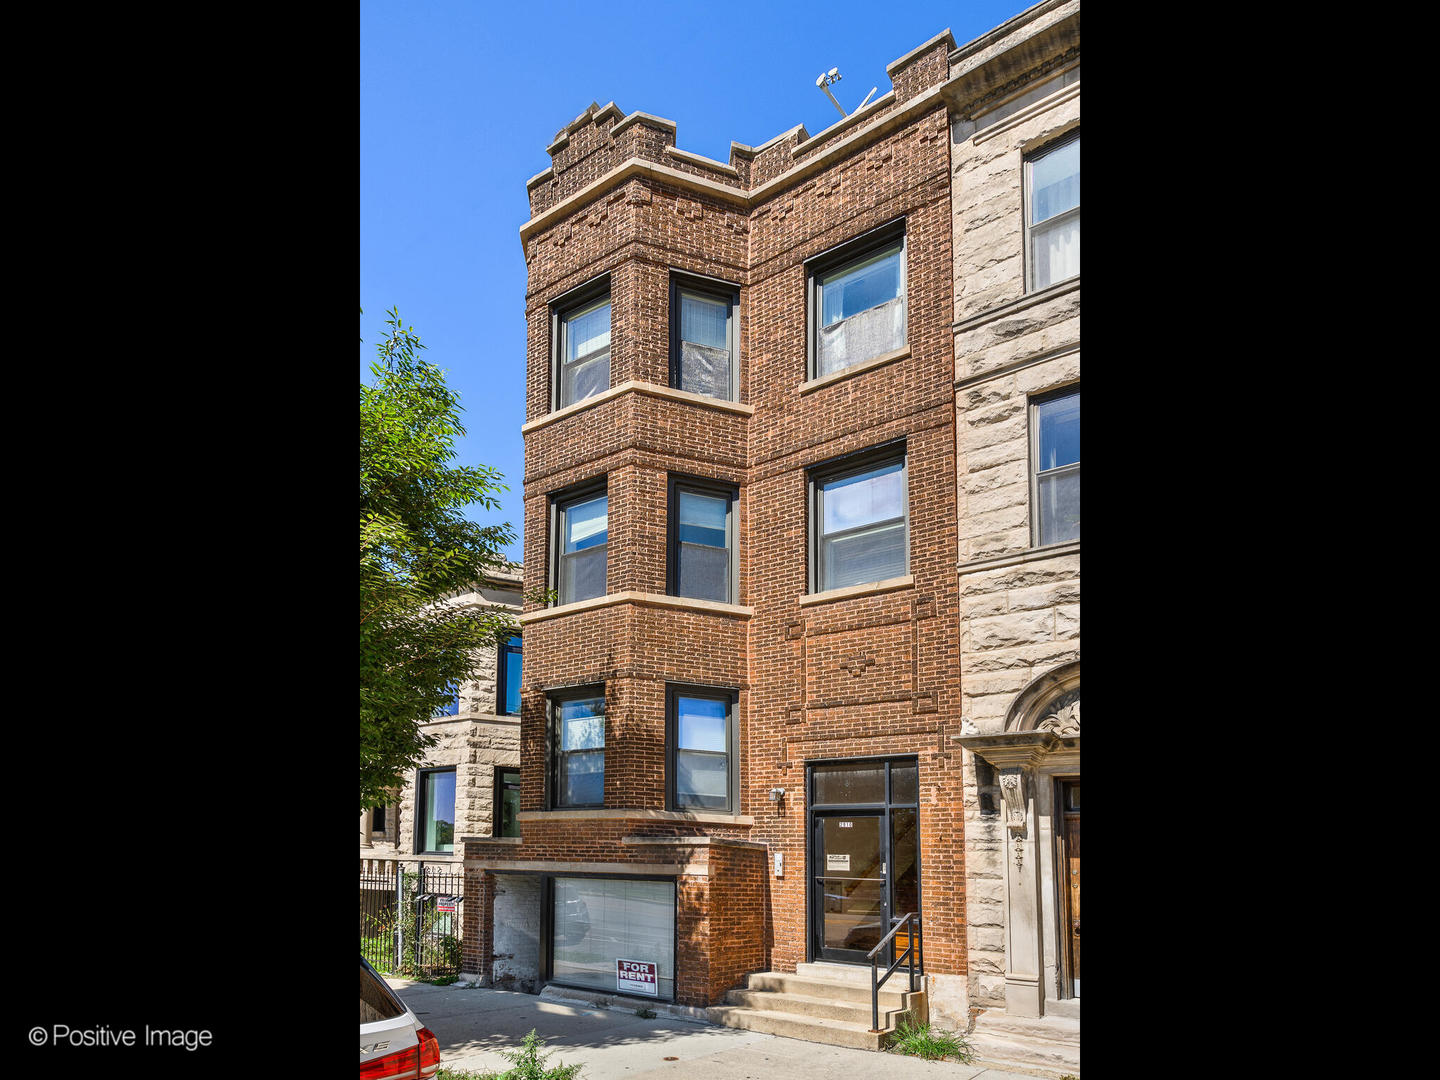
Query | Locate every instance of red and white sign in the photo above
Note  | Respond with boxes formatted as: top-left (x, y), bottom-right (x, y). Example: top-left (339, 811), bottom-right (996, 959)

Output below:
top-left (616, 958), bottom-right (658, 996)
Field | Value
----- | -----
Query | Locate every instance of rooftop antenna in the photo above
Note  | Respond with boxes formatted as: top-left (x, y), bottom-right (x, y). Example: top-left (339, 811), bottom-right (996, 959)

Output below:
top-left (816, 68), bottom-right (879, 119)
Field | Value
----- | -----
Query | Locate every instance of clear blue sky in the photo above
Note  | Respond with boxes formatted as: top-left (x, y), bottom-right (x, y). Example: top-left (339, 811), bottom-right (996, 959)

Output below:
top-left (360, 0), bottom-right (1031, 565)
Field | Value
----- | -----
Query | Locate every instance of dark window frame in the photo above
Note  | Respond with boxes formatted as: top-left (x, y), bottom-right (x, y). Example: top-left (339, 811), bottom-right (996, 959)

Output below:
top-left (414, 766), bottom-right (458, 855)
top-left (550, 274), bottom-right (613, 412)
top-left (668, 270), bottom-right (740, 402)
top-left (549, 477), bottom-right (609, 607)
top-left (666, 683), bottom-right (740, 813)
top-left (1023, 129), bottom-right (1080, 293)
top-left (546, 685), bottom-right (607, 810)
top-left (492, 766), bottom-right (522, 838)
top-left (666, 473), bottom-right (739, 605)
top-left (1028, 384), bottom-right (1079, 548)
top-left (807, 439), bottom-right (910, 595)
top-left (497, 634), bottom-right (522, 716)
top-left (804, 218), bottom-right (907, 381)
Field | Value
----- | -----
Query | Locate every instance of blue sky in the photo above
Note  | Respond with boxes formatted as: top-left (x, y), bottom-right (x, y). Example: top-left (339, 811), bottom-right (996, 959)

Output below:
top-left (360, 0), bottom-right (1031, 564)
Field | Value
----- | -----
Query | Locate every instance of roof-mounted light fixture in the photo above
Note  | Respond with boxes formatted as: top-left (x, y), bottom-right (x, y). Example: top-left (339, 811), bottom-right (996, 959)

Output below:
top-left (816, 67), bottom-right (879, 119)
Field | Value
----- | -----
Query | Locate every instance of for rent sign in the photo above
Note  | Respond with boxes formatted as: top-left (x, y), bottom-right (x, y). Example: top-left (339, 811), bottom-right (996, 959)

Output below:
top-left (616, 958), bottom-right (658, 996)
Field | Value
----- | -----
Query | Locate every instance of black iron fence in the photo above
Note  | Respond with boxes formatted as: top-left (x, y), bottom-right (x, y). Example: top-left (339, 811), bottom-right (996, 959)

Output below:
top-left (360, 860), bottom-right (465, 978)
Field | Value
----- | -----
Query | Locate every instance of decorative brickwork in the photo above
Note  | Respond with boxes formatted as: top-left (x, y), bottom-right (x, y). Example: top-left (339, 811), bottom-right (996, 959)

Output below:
top-left (469, 27), bottom-right (965, 1012)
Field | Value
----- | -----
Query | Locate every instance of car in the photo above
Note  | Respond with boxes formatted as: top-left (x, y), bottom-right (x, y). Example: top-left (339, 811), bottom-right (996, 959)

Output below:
top-left (360, 955), bottom-right (441, 1080)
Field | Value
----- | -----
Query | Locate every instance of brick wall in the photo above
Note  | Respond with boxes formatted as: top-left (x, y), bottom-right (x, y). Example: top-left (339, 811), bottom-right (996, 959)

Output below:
top-left (471, 29), bottom-right (964, 1009)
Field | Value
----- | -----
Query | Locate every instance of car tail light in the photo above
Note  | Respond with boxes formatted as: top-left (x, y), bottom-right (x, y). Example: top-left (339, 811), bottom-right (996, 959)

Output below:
top-left (360, 1026), bottom-right (439, 1080)
top-left (360, 1042), bottom-right (419, 1080)
top-left (415, 1027), bottom-right (440, 1078)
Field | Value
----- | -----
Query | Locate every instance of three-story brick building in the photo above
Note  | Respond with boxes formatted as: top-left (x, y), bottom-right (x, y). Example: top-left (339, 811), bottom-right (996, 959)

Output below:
top-left (462, 4), bottom-right (1077, 1060)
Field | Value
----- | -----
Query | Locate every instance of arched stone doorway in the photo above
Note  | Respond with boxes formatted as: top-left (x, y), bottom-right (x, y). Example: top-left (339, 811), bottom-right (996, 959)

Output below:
top-left (959, 661), bottom-right (1079, 1018)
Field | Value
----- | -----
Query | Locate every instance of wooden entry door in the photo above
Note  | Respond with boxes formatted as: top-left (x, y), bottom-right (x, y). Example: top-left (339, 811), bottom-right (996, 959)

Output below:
top-left (1061, 781), bottom-right (1079, 997)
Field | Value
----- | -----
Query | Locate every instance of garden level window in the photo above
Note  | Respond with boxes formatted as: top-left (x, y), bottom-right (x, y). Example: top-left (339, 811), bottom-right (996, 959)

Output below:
top-left (1026, 133), bottom-right (1079, 290)
top-left (670, 274), bottom-right (739, 401)
top-left (416, 768), bottom-right (456, 854)
top-left (549, 877), bottom-right (676, 1001)
top-left (550, 690), bottom-right (605, 808)
top-left (554, 487), bottom-right (607, 605)
top-left (668, 686), bottom-right (738, 813)
top-left (669, 479), bottom-right (736, 604)
top-left (554, 282), bottom-right (611, 409)
top-left (1032, 389), bottom-right (1079, 545)
top-left (811, 448), bottom-right (908, 592)
top-left (809, 222), bottom-right (906, 379)
top-left (498, 635), bottom-right (522, 716)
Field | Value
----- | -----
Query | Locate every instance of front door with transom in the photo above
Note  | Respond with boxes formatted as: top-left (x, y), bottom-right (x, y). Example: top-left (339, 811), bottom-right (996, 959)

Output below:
top-left (808, 758), bottom-right (920, 965)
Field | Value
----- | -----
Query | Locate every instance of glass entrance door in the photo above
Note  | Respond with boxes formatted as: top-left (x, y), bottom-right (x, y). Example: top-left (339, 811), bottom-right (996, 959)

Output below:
top-left (808, 758), bottom-right (920, 965)
top-left (814, 813), bottom-right (887, 962)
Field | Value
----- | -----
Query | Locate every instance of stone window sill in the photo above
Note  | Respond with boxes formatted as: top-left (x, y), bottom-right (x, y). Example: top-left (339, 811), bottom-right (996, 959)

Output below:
top-left (518, 808), bottom-right (754, 826)
top-left (798, 574), bottom-right (914, 607)
top-left (520, 591), bottom-right (754, 625)
top-left (522, 380), bottom-right (752, 436)
top-left (799, 346), bottom-right (910, 395)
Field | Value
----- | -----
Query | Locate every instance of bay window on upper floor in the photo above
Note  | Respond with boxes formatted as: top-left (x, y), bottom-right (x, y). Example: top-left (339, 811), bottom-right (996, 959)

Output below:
top-left (671, 273), bottom-right (739, 401)
top-left (553, 483), bottom-right (608, 606)
top-left (553, 278), bottom-right (611, 410)
top-left (668, 477), bottom-right (737, 604)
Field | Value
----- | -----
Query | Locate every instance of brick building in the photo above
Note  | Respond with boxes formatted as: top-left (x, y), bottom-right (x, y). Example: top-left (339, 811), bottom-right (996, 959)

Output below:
top-left (462, 1), bottom-right (1077, 1060)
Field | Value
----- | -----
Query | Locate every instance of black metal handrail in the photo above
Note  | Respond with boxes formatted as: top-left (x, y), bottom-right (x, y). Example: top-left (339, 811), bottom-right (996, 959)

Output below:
top-left (866, 912), bottom-right (922, 1033)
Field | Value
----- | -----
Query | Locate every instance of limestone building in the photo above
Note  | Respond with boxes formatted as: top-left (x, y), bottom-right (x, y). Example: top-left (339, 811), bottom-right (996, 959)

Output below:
top-left (460, 2), bottom-right (1078, 1067)
top-left (944, 0), bottom-right (1080, 1059)
top-left (361, 565), bottom-right (525, 868)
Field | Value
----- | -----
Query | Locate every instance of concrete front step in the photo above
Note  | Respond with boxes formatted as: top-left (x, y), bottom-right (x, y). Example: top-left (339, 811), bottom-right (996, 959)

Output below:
top-left (967, 1010), bottom-right (1080, 1077)
top-left (743, 971), bottom-right (917, 1008)
top-left (707, 1005), bottom-right (889, 1051)
top-left (723, 987), bottom-right (910, 1027)
top-left (708, 969), bottom-right (927, 1052)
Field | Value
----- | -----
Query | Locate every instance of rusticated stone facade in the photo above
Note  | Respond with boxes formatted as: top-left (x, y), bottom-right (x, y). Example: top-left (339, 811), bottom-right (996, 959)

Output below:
top-left (360, 568), bottom-right (524, 867)
top-left (944, 0), bottom-right (1081, 1025)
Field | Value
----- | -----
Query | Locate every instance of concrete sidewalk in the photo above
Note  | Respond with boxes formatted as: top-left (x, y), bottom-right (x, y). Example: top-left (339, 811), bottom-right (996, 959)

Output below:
top-left (385, 977), bottom-right (1069, 1080)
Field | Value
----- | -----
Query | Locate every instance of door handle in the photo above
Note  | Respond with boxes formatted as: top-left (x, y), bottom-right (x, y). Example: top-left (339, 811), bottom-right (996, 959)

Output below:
top-left (1071, 922), bottom-right (1079, 935)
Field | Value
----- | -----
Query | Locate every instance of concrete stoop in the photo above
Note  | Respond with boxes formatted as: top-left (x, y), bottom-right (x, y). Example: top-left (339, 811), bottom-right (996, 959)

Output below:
top-left (965, 1009), bottom-right (1080, 1079)
top-left (708, 963), bottom-right (927, 1052)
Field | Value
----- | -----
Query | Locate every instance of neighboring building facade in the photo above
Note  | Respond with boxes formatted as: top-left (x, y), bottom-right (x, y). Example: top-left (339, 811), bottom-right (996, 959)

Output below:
top-left (462, 1), bottom-right (1078, 1054)
top-left (362, 566), bottom-right (525, 869)
top-left (944, 0), bottom-right (1079, 1026)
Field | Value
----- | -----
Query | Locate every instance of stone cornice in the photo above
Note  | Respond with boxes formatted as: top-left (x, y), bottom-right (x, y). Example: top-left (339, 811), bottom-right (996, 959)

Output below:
top-left (954, 343), bottom-right (1079, 393)
top-left (955, 730), bottom-right (1079, 771)
top-left (953, 277), bottom-right (1080, 336)
top-left (957, 540), bottom-right (1079, 577)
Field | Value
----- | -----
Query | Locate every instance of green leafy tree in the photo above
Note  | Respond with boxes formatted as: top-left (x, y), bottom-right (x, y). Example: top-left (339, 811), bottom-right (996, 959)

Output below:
top-left (361, 308), bottom-right (517, 810)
